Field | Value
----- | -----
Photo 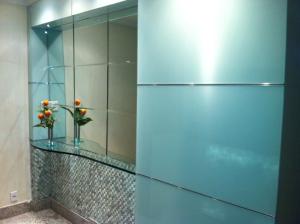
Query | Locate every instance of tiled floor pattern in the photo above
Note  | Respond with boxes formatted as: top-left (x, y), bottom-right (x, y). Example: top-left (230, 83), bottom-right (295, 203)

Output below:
top-left (0, 209), bottom-right (71, 224)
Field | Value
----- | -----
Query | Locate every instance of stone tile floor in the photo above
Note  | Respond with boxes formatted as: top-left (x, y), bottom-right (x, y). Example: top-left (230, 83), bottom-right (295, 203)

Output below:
top-left (0, 209), bottom-right (71, 224)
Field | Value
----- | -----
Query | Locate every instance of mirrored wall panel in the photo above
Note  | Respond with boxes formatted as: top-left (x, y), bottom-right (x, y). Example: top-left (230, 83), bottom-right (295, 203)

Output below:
top-left (108, 10), bottom-right (137, 162)
top-left (29, 6), bottom-right (137, 169)
top-left (73, 15), bottom-right (108, 155)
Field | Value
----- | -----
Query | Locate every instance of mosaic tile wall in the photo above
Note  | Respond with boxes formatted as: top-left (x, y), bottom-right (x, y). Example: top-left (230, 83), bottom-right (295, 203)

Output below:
top-left (31, 147), bottom-right (136, 224)
top-left (31, 148), bottom-right (53, 201)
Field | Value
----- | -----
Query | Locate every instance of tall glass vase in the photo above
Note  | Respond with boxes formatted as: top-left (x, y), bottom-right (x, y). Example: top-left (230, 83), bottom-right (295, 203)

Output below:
top-left (74, 123), bottom-right (81, 147)
top-left (47, 127), bottom-right (54, 148)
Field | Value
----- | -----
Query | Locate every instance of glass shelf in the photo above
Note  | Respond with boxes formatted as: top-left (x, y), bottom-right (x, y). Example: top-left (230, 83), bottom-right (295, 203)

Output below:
top-left (31, 137), bottom-right (136, 173)
top-left (29, 82), bottom-right (65, 85)
top-left (74, 61), bottom-right (137, 67)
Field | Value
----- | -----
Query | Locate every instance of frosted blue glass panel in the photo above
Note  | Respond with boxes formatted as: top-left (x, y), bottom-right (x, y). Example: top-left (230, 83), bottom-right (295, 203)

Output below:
top-left (135, 175), bottom-right (275, 224)
top-left (138, 0), bottom-right (287, 84)
top-left (137, 86), bottom-right (284, 215)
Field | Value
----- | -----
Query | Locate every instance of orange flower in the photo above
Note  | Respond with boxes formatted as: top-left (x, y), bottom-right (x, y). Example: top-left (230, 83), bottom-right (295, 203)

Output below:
top-left (42, 99), bottom-right (49, 106)
top-left (44, 110), bottom-right (52, 117)
top-left (38, 113), bottom-right (44, 120)
top-left (75, 99), bottom-right (81, 106)
top-left (79, 108), bottom-right (87, 116)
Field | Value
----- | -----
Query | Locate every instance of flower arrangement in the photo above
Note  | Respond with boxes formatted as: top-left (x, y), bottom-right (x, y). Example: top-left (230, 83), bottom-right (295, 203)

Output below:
top-left (61, 99), bottom-right (92, 126)
top-left (34, 99), bottom-right (56, 128)
top-left (60, 99), bottom-right (92, 146)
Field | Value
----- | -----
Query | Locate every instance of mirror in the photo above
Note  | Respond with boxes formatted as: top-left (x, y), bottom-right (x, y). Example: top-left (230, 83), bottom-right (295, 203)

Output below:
top-left (107, 12), bottom-right (137, 163)
top-left (29, 7), bottom-right (137, 167)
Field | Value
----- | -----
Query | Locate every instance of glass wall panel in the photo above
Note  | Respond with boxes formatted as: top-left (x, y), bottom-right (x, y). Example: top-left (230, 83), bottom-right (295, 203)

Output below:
top-left (135, 175), bottom-right (275, 224)
top-left (138, 0), bottom-right (287, 84)
top-left (137, 86), bottom-right (284, 215)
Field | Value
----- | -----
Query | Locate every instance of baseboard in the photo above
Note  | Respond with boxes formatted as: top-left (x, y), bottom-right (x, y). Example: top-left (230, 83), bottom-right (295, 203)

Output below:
top-left (0, 201), bottom-right (31, 220)
top-left (51, 199), bottom-right (92, 224)
top-left (30, 197), bottom-right (51, 211)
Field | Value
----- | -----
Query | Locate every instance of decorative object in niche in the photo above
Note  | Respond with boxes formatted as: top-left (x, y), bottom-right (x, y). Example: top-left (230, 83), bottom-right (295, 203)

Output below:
top-left (34, 99), bottom-right (58, 147)
top-left (60, 99), bottom-right (93, 146)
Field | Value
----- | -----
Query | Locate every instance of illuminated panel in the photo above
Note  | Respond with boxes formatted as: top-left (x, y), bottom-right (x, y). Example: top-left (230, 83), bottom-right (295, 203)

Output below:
top-left (138, 0), bottom-right (287, 84)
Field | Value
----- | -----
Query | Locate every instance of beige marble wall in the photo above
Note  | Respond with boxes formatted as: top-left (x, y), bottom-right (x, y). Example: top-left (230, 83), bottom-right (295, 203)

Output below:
top-left (0, 3), bottom-right (30, 207)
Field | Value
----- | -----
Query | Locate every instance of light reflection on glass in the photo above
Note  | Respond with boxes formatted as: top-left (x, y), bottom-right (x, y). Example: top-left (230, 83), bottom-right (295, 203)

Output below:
top-left (169, 0), bottom-right (236, 83)
top-left (206, 144), bottom-right (278, 172)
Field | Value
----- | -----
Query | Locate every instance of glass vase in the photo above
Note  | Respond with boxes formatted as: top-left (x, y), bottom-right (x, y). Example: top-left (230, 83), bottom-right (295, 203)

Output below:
top-left (47, 127), bottom-right (54, 148)
top-left (74, 123), bottom-right (81, 147)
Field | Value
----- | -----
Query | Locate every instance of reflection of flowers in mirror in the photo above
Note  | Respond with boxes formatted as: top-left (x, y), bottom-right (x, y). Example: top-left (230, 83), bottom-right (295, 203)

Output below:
top-left (79, 108), bottom-right (87, 116)
top-left (75, 98), bottom-right (81, 106)
top-left (60, 99), bottom-right (92, 127)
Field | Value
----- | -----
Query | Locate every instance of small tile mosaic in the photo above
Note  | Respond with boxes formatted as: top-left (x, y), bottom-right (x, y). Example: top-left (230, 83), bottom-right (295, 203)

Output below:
top-left (31, 146), bottom-right (136, 224)
top-left (30, 149), bottom-right (53, 201)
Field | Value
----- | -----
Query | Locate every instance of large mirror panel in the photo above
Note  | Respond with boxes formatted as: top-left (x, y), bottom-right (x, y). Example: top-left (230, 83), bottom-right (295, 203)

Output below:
top-left (29, 5), bottom-right (137, 170)
top-left (108, 11), bottom-right (137, 163)
top-left (73, 15), bottom-right (108, 155)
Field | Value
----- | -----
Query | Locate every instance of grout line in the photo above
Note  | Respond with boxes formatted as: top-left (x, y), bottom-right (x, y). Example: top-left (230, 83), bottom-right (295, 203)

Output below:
top-left (137, 173), bottom-right (275, 218)
top-left (105, 14), bottom-right (110, 157)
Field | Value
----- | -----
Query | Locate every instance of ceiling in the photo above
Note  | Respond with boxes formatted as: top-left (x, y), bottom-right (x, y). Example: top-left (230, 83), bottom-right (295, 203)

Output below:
top-left (0, 0), bottom-right (38, 6)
